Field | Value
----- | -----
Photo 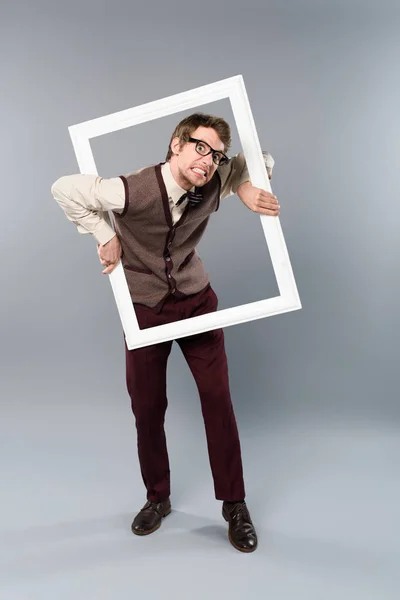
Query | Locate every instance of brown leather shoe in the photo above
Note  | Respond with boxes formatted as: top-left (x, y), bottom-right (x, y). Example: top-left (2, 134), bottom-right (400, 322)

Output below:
top-left (222, 501), bottom-right (258, 552)
top-left (131, 498), bottom-right (171, 536)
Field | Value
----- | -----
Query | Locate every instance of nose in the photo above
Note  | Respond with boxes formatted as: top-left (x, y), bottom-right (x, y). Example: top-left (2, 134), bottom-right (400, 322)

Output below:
top-left (200, 153), bottom-right (214, 168)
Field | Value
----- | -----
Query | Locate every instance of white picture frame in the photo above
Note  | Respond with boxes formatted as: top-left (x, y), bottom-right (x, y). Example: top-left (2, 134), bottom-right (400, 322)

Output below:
top-left (68, 74), bottom-right (301, 350)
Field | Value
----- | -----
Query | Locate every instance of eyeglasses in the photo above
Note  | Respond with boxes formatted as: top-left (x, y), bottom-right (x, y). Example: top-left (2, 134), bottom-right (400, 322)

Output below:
top-left (188, 137), bottom-right (229, 166)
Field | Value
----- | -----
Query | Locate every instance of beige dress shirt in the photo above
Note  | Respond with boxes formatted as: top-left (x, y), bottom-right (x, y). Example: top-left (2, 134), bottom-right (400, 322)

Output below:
top-left (51, 153), bottom-right (274, 245)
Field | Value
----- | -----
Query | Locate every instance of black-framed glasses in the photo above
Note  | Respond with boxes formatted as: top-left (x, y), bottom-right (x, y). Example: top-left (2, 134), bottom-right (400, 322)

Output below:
top-left (188, 137), bottom-right (229, 166)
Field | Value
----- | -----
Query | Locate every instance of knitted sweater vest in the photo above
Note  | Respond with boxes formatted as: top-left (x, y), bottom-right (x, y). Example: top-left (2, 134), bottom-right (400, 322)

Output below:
top-left (113, 163), bottom-right (221, 308)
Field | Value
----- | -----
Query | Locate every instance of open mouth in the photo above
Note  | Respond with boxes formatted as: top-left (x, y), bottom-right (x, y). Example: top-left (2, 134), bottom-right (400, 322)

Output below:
top-left (191, 167), bottom-right (207, 179)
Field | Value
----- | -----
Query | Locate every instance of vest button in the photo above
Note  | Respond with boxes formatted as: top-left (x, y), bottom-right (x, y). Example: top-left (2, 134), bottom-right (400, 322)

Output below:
top-left (168, 274), bottom-right (172, 279)
top-left (166, 257), bottom-right (171, 262)
top-left (172, 288), bottom-right (176, 293)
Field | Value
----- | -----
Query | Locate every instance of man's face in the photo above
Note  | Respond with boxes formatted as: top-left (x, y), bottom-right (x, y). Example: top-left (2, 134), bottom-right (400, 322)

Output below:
top-left (169, 126), bottom-right (225, 190)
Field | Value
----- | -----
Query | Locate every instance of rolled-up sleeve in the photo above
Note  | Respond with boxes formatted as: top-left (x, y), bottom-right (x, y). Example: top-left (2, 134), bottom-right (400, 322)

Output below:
top-left (218, 151), bottom-right (275, 200)
top-left (218, 153), bottom-right (250, 200)
top-left (51, 174), bottom-right (126, 245)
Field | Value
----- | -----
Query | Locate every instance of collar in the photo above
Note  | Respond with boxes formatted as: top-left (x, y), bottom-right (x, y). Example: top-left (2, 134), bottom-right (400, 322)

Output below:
top-left (161, 161), bottom-right (195, 206)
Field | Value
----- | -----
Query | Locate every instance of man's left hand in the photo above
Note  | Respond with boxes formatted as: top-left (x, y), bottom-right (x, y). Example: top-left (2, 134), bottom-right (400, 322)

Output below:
top-left (236, 181), bottom-right (280, 216)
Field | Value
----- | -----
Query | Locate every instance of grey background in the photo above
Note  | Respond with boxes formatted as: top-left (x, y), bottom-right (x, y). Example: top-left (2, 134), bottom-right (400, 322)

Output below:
top-left (1, 1), bottom-right (399, 599)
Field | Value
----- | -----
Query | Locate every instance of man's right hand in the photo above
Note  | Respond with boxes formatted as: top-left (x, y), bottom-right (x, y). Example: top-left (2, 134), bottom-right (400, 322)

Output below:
top-left (97, 235), bottom-right (122, 274)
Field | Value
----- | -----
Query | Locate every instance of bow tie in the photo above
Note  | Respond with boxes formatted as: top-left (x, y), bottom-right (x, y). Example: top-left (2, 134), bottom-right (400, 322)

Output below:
top-left (176, 189), bottom-right (203, 208)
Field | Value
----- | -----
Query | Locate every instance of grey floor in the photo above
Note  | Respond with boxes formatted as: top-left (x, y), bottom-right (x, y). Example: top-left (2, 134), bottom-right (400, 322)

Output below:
top-left (1, 373), bottom-right (399, 600)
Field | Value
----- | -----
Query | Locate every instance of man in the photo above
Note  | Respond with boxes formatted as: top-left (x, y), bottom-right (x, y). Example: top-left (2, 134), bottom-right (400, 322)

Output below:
top-left (51, 113), bottom-right (279, 553)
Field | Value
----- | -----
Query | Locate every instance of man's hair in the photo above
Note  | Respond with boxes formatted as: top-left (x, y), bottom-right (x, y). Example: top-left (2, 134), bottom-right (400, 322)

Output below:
top-left (165, 113), bottom-right (232, 161)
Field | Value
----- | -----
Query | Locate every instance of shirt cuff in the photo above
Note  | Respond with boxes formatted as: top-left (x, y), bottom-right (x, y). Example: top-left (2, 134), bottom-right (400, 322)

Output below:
top-left (93, 221), bottom-right (117, 245)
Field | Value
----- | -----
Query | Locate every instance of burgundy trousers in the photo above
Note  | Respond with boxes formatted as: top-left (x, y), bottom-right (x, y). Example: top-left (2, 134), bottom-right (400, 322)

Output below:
top-left (125, 284), bottom-right (246, 503)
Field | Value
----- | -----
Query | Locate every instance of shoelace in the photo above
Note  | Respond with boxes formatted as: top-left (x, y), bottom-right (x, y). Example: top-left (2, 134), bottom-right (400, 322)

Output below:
top-left (230, 502), bottom-right (250, 520)
top-left (143, 501), bottom-right (163, 512)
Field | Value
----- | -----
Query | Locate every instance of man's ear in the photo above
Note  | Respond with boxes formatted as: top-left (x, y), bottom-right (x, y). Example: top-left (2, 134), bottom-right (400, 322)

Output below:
top-left (170, 136), bottom-right (182, 156)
